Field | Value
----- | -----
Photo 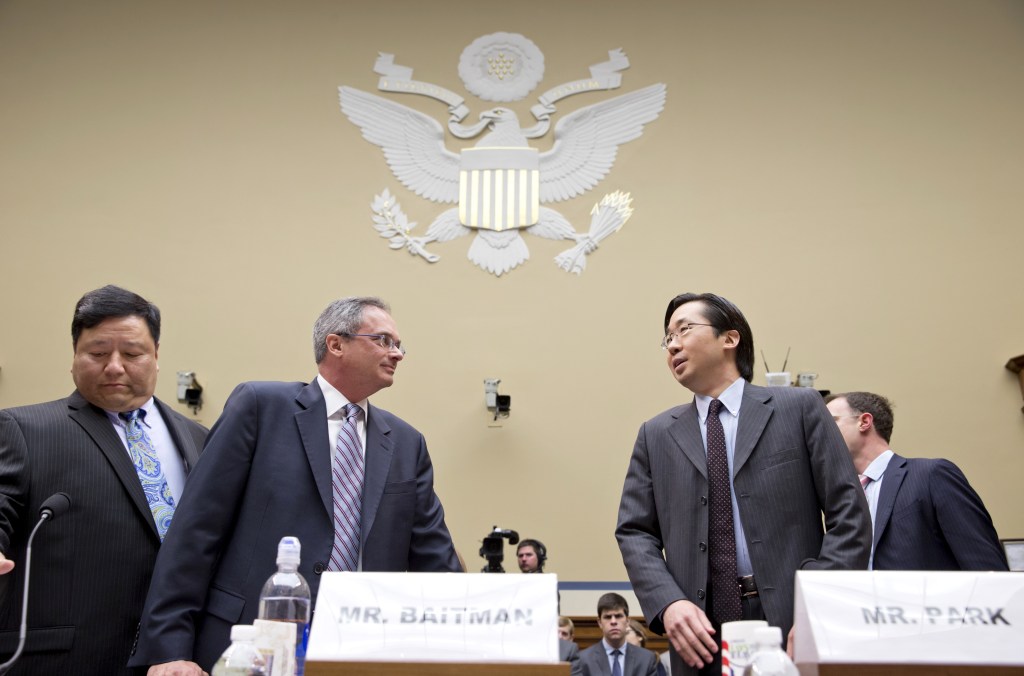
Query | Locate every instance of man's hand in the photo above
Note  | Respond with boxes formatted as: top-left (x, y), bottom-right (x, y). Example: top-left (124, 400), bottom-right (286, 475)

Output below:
top-left (147, 661), bottom-right (207, 676)
top-left (663, 599), bottom-right (717, 669)
top-left (787, 625), bottom-right (796, 659)
top-left (0, 553), bottom-right (14, 575)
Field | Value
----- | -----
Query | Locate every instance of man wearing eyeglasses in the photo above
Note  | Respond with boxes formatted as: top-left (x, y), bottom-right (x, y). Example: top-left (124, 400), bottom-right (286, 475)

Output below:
top-left (616, 292), bottom-right (871, 676)
top-left (131, 297), bottom-right (461, 676)
top-left (825, 391), bottom-right (1007, 572)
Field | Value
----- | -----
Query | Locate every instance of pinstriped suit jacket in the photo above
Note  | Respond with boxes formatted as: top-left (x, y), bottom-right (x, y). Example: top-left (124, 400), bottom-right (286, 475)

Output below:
top-left (616, 384), bottom-right (871, 676)
top-left (0, 391), bottom-right (206, 676)
top-left (872, 454), bottom-right (1008, 571)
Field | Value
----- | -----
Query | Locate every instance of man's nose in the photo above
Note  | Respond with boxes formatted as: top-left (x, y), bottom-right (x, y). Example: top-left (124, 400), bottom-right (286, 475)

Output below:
top-left (104, 354), bottom-right (125, 372)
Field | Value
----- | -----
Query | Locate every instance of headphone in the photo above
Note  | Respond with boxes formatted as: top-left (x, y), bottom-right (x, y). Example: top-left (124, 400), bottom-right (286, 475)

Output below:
top-left (518, 538), bottom-right (547, 570)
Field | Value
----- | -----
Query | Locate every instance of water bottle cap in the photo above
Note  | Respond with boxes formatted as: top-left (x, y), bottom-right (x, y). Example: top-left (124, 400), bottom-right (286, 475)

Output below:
top-left (277, 535), bottom-right (301, 566)
top-left (754, 626), bottom-right (783, 646)
top-left (230, 624), bottom-right (259, 641)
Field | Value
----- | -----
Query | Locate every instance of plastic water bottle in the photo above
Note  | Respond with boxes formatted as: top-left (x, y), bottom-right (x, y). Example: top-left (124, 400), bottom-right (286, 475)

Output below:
top-left (258, 536), bottom-right (312, 676)
top-left (749, 626), bottom-right (798, 676)
top-left (212, 625), bottom-right (268, 676)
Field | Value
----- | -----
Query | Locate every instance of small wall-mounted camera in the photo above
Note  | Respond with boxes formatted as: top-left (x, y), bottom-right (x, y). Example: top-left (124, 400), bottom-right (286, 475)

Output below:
top-left (484, 378), bottom-right (510, 420)
top-left (176, 371), bottom-right (203, 415)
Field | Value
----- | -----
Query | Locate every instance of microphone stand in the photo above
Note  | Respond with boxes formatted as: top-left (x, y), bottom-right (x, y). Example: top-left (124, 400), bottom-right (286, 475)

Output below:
top-left (0, 494), bottom-right (70, 675)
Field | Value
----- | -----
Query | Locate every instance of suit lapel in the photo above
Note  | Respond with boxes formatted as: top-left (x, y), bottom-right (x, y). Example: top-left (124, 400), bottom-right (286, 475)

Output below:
top-left (667, 404), bottom-right (708, 479)
top-left (295, 381), bottom-right (333, 515)
top-left (873, 453), bottom-right (906, 548)
top-left (734, 384), bottom-right (773, 475)
top-left (153, 397), bottom-right (202, 473)
top-left (67, 391), bottom-right (158, 539)
top-left (360, 404), bottom-right (393, 546)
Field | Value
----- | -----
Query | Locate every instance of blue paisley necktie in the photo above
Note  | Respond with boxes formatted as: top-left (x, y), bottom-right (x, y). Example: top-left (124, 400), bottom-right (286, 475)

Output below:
top-left (120, 409), bottom-right (175, 540)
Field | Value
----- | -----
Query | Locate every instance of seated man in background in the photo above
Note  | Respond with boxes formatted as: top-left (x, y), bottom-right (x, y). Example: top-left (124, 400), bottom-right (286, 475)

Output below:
top-left (578, 593), bottom-right (658, 676)
top-left (558, 616), bottom-right (576, 643)
top-left (825, 391), bottom-right (1008, 571)
top-left (558, 616), bottom-right (580, 669)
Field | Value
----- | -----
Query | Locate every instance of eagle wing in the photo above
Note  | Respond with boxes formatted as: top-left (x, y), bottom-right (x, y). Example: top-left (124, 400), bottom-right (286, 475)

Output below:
top-left (339, 86), bottom-right (461, 204)
top-left (538, 84), bottom-right (666, 203)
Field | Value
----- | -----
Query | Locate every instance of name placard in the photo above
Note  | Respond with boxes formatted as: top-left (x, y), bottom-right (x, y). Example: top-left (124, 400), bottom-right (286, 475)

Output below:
top-left (306, 572), bottom-right (559, 663)
top-left (793, 571), bottom-right (1024, 671)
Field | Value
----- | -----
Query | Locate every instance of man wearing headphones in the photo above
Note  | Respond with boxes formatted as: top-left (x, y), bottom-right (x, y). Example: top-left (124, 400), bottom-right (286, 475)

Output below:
top-left (517, 539), bottom-right (547, 573)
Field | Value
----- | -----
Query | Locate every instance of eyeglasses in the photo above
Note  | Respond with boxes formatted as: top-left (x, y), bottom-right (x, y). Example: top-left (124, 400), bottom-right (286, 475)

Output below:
top-left (660, 323), bottom-right (713, 349)
top-left (337, 332), bottom-right (406, 355)
top-left (831, 414), bottom-right (861, 422)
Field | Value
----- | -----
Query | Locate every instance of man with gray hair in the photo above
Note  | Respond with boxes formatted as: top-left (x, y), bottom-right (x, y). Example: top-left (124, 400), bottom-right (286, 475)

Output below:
top-left (132, 297), bottom-right (461, 676)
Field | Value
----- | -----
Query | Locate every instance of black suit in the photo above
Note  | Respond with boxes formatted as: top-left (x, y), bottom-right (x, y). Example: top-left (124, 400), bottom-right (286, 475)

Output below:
top-left (0, 392), bottom-right (206, 676)
top-left (872, 453), bottom-right (1008, 571)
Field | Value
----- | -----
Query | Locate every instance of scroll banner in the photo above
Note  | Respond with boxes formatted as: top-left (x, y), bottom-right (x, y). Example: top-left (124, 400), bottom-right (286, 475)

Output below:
top-left (306, 572), bottom-right (559, 663)
top-left (374, 54), bottom-right (469, 121)
top-left (532, 49), bottom-right (630, 118)
top-left (793, 571), bottom-right (1024, 674)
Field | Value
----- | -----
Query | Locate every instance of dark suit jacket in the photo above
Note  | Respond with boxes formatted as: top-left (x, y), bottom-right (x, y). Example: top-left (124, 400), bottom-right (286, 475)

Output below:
top-left (577, 642), bottom-right (658, 676)
top-left (130, 379), bottom-right (461, 671)
top-left (616, 384), bottom-right (871, 676)
top-left (872, 453), bottom-right (1008, 571)
top-left (0, 392), bottom-right (206, 676)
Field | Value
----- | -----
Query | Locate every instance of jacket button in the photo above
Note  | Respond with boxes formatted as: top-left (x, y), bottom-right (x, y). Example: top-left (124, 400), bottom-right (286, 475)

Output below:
top-left (697, 589), bottom-right (706, 600)
top-left (313, 562), bottom-right (326, 575)
top-left (699, 542), bottom-right (707, 552)
top-left (700, 495), bottom-right (708, 505)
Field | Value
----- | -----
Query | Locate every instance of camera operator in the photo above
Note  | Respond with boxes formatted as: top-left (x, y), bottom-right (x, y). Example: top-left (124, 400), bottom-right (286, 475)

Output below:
top-left (517, 539), bottom-right (547, 574)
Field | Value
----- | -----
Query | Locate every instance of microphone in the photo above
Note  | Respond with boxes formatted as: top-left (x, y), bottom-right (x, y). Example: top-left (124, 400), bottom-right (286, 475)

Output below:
top-left (0, 493), bottom-right (72, 675)
top-left (38, 493), bottom-right (71, 521)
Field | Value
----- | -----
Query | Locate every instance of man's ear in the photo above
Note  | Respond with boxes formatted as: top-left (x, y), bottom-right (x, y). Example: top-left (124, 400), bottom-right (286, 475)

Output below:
top-left (325, 333), bottom-right (345, 357)
top-left (722, 329), bottom-right (741, 350)
top-left (859, 412), bottom-right (874, 434)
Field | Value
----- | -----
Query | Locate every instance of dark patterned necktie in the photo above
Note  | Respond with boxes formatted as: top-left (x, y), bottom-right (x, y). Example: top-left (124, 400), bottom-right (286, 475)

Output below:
top-left (707, 399), bottom-right (741, 623)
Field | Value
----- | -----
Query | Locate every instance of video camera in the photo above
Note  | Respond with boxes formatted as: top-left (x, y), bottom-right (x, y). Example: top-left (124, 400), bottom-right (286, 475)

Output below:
top-left (479, 526), bottom-right (519, 573)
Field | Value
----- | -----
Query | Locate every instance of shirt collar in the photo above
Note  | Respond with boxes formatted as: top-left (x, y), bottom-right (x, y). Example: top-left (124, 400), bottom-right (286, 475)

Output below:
top-left (863, 449), bottom-right (894, 481)
top-left (602, 639), bottom-right (626, 656)
top-left (105, 397), bottom-right (156, 427)
top-left (695, 377), bottom-right (745, 422)
top-left (316, 374), bottom-right (367, 419)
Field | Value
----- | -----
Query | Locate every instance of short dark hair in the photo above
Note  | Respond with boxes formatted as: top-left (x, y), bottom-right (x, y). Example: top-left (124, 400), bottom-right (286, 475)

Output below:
top-left (663, 292), bottom-right (755, 381)
top-left (517, 539), bottom-right (547, 570)
top-left (597, 592), bottom-right (629, 617)
top-left (827, 391), bottom-right (895, 443)
top-left (71, 285), bottom-right (160, 348)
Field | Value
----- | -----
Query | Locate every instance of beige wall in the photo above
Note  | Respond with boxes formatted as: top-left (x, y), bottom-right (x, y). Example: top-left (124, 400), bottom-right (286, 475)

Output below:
top-left (1, 0), bottom-right (1022, 580)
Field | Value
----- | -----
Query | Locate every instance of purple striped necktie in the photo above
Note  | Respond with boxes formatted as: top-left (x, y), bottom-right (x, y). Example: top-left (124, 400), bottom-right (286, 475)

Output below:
top-left (329, 403), bottom-right (364, 571)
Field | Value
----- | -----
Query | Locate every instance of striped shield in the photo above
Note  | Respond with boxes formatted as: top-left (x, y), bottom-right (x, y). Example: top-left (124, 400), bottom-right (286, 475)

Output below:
top-left (459, 147), bottom-right (540, 231)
